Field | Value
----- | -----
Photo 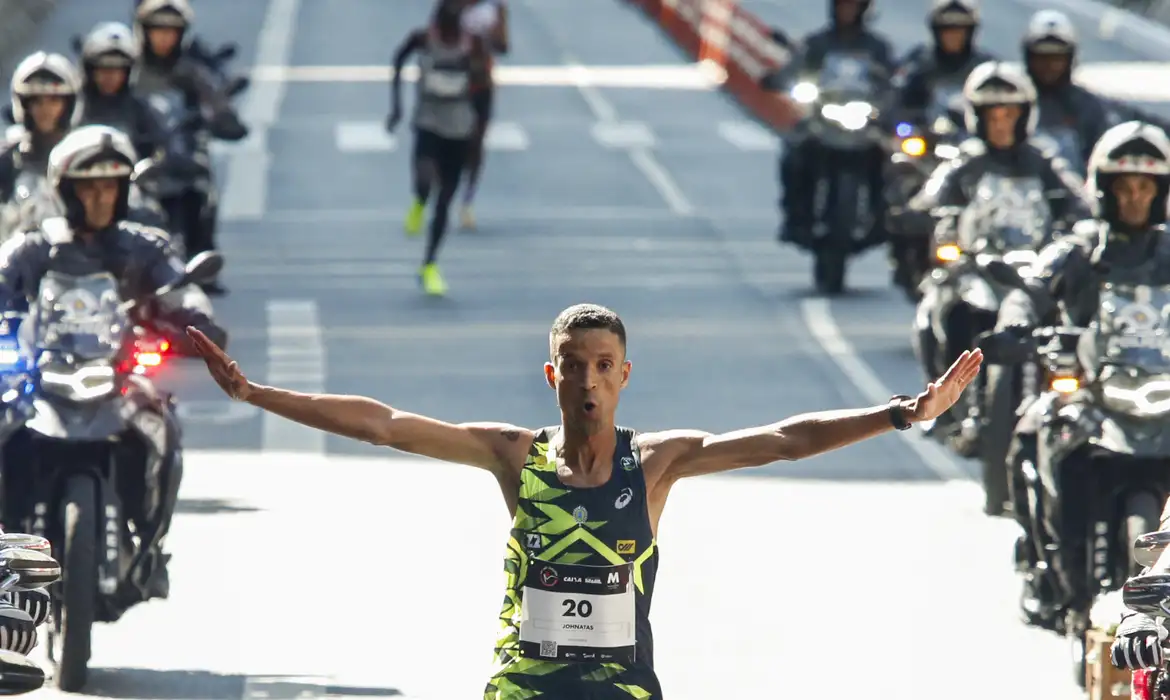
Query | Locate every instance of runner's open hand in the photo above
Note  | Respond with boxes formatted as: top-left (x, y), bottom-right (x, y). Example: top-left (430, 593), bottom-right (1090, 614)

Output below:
top-left (187, 326), bottom-right (251, 401)
top-left (909, 349), bottom-right (983, 422)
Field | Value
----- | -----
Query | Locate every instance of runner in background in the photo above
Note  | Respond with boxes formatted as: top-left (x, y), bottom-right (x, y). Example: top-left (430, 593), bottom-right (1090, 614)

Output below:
top-left (458, 0), bottom-right (509, 230)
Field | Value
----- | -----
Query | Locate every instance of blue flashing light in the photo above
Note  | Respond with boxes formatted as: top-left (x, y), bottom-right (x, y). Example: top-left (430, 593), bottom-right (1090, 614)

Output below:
top-left (896, 123), bottom-right (913, 138)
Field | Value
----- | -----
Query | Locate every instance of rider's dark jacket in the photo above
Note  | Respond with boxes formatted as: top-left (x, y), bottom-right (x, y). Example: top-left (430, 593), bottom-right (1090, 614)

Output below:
top-left (0, 217), bottom-right (226, 348)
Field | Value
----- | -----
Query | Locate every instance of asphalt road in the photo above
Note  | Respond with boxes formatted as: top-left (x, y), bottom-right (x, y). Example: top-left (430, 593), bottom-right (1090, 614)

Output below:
top-left (14, 0), bottom-right (1158, 697)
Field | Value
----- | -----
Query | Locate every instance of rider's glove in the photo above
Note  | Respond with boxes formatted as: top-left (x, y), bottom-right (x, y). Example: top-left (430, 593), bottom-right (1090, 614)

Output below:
top-left (1112, 613), bottom-right (1166, 670)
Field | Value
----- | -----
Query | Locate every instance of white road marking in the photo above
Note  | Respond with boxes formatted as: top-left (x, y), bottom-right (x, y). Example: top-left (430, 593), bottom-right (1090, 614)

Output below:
top-left (262, 300), bottom-right (325, 454)
top-left (219, 0), bottom-right (301, 221)
top-left (799, 298), bottom-right (971, 482)
top-left (249, 63), bottom-right (721, 89)
top-left (335, 121), bottom-right (397, 152)
top-left (333, 121), bottom-right (531, 152)
top-left (591, 121), bottom-right (657, 148)
top-left (717, 120), bottom-right (780, 151)
top-left (22, 450), bottom-right (1075, 699)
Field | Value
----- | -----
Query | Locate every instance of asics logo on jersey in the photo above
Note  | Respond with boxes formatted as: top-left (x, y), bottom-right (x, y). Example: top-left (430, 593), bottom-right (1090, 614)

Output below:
top-left (615, 487), bottom-right (633, 509)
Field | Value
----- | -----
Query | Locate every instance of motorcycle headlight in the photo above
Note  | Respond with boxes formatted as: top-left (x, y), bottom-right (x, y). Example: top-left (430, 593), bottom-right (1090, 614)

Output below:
top-left (934, 144), bottom-right (961, 160)
top-left (820, 101), bottom-right (873, 131)
top-left (1100, 372), bottom-right (1170, 416)
top-left (39, 361), bottom-right (116, 401)
top-left (936, 243), bottom-right (962, 262)
top-left (790, 82), bottom-right (818, 104)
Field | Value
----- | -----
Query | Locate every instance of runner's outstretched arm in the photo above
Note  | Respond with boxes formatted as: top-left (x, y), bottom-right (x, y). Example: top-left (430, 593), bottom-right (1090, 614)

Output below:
top-left (642, 349), bottom-right (983, 480)
top-left (185, 327), bottom-right (531, 473)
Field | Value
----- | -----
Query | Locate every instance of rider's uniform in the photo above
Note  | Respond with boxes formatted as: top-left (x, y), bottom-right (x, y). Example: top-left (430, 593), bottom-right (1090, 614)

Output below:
top-left (484, 426), bottom-right (662, 700)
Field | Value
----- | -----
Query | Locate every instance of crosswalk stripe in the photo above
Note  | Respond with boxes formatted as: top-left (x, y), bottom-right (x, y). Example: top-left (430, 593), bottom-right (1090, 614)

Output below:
top-left (325, 119), bottom-right (787, 154)
top-left (717, 120), bottom-right (779, 151)
top-left (333, 120), bottom-right (531, 152)
top-left (335, 120), bottom-right (397, 152)
top-left (591, 121), bottom-right (656, 148)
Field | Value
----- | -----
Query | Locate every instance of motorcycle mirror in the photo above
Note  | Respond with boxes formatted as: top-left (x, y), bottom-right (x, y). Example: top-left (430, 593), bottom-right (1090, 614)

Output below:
top-left (70, 35), bottom-right (83, 55)
top-left (0, 548), bottom-right (59, 591)
top-left (225, 76), bottom-right (250, 98)
top-left (212, 44), bottom-right (238, 63)
top-left (770, 28), bottom-right (792, 48)
top-left (1123, 571), bottom-right (1170, 616)
top-left (0, 105), bottom-right (12, 125)
top-left (0, 650), bottom-right (45, 695)
top-left (0, 535), bottom-right (49, 557)
top-left (183, 251), bottom-right (224, 286)
top-left (982, 259), bottom-right (1024, 288)
top-left (1135, 530), bottom-right (1170, 568)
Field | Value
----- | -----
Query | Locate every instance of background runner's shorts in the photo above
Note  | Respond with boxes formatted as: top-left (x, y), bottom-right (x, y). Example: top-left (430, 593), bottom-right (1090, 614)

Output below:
top-left (413, 128), bottom-right (471, 185)
top-left (472, 88), bottom-right (494, 124)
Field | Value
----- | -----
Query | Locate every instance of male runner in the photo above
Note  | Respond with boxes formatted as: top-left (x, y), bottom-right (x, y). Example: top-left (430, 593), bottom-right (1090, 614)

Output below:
top-left (186, 304), bottom-right (982, 699)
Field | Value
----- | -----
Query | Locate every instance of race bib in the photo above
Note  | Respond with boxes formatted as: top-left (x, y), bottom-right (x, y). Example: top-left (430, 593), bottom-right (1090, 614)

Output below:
top-left (519, 559), bottom-right (635, 664)
top-left (423, 70), bottom-right (469, 98)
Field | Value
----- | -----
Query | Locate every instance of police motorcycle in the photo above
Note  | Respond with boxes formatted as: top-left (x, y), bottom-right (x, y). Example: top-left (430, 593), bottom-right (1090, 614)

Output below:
top-left (979, 262), bottom-right (1170, 685)
top-left (887, 91), bottom-right (968, 301)
top-left (0, 250), bottom-right (221, 691)
top-left (1122, 538), bottom-right (1170, 700)
top-left (786, 53), bottom-right (890, 294)
top-left (0, 535), bottom-right (65, 696)
top-left (918, 173), bottom-right (1052, 456)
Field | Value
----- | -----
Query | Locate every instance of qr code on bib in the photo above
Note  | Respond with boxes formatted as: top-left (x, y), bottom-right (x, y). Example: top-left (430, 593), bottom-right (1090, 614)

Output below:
top-left (539, 640), bottom-right (558, 658)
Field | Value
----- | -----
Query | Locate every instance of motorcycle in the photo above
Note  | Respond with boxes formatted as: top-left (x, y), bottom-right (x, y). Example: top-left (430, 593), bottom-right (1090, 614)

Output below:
top-left (1117, 535), bottom-right (1170, 699)
top-left (0, 251), bottom-right (220, 691)
top-left (0, 540), bottom-right (62, 696)
top-left (916, 174), bottom-right (1052, 459)
top-left (980, 261), bottom-right (1170, 687)
top-left (786, 54), bottom-right (887, 295)
top-left (885, 99), bottom-right (966, 301)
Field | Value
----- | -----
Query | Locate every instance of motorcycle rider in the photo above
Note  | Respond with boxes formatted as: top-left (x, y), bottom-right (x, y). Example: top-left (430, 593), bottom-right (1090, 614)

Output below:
top-left (1022, 10), bottom-right (1111, 172)
top-left (992, 121), bottom-right (1170, 626)
top-left (778, 0), bottom-right (896, 247)
top-left (911, 61), bottom-right (1088, 442)
top-left (78, 22), bottom-right (169, 162)
top-left (894, 0), bottom-right (991, 127)
top-left (0, 124), bottom-right (228, 599)
top-left (133, 0), bottom-right (247, 296)
top-left (0, 52), bottom-right (82, 210)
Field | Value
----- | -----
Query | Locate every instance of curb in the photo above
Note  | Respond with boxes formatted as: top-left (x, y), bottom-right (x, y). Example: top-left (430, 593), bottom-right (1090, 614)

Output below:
top-left (622, 0), bottom-right (802, 132)
top-left (0, 0), bottom-right (60, 68)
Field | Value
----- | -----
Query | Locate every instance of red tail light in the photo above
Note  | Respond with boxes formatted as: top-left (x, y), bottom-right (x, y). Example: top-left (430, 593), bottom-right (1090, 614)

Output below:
top-left (1133, 668), bottom-right (1155, 700)
top-left (130, 338), bottom-right (171, 373)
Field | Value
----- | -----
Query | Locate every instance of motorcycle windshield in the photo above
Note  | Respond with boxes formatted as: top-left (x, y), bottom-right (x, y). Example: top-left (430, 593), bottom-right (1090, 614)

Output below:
top-left (31, 272), bottom-right (127, 361)
top-left (1094, 284), bottom-right (1170, 373)
top-left (957, 174), bottom-right (1050, 253)
top-left (927, 83), bottom-right (963, 123)
top-left (817, 53), bottom-right (876, 101)
top-left (147, 90), bottom-right (186, 133)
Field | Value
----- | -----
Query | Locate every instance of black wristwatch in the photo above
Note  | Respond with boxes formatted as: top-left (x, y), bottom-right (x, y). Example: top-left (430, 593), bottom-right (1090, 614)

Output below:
top-left (888, 395), bottom-right (913, 431)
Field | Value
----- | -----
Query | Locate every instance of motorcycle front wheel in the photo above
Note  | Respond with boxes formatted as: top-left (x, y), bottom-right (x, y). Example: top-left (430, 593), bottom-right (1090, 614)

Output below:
top-left (814, 171), bottom-right (859, 295)
top-left (52, 475), bottom-right (99, 692)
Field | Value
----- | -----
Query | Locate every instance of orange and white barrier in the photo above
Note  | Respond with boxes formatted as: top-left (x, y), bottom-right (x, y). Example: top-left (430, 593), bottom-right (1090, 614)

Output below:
top-left (624, 0), bottom-right (802, 131)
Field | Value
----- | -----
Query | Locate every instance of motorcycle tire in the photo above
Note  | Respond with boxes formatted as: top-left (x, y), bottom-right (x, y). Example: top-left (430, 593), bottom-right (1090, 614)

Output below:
top-left (814, 173), bottom-right (857, 295)
top-left (52, 475), bottom-right (98, 692)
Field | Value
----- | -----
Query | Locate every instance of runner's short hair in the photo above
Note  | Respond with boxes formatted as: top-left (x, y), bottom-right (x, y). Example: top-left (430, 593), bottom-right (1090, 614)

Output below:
top-left (549, 304), bottom-right (627, 358)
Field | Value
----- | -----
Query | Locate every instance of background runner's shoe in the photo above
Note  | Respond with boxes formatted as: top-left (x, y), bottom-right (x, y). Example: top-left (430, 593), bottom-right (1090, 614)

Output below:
top-left (419, 263), bottom-right (447, 295)
top-left (460, 205), bottom-right (476, 230)
top-left (404, 200), bottom-right (425, 236)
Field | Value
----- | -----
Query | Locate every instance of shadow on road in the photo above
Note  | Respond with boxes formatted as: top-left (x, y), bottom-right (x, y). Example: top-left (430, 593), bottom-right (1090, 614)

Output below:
top-left (175, 498), bottom-right (263, 515)
top-left (82, 669), bottom-right (404, 699)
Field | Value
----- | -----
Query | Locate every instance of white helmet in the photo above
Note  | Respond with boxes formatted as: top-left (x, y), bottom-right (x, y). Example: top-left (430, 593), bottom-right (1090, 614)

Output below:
top-left (962, 60), bottom-right (1038, 139)
top-left (81, 22), bottom-right (139, 69)
top-left (10, 52), bottom-right (82, 129)
top-left (134, 0), bottom-right (194, 56)
top-left (47, 125), bottom-right (139, 227)
top-left (1086, 121), bottom-right (1170, 227)
top-left (929, 0), bottom-right (979, 28)
top-left (1023, 9), bottom-right (1076, 54)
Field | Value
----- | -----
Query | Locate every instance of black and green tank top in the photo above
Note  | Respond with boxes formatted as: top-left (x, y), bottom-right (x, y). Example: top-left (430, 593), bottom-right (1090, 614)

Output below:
top-left (484, 426), bottom-right (662, 700)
